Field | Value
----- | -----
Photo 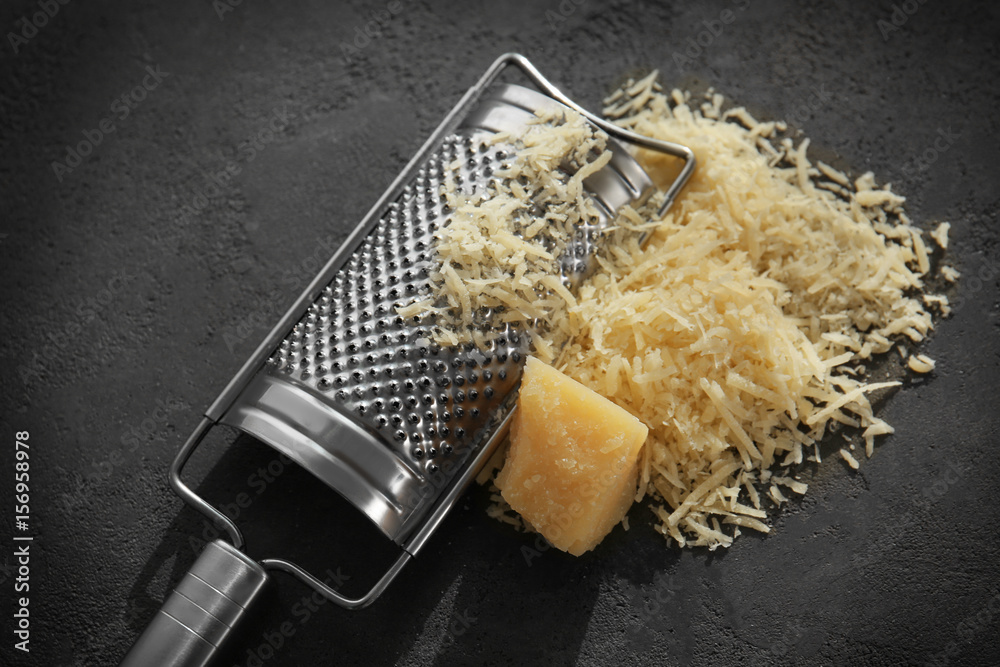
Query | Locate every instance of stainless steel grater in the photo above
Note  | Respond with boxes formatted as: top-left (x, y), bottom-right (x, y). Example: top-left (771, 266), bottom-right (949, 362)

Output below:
top-left (120, 53), bottom-right (694, 667)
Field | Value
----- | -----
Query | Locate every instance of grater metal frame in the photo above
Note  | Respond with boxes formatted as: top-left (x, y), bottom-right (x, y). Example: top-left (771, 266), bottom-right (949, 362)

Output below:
top-left (168, 52), bottom-right (696, 610)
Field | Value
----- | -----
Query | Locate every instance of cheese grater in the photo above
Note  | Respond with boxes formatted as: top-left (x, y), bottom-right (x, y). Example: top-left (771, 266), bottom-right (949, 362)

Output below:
top-left (120, 53), bottom-right (694, 667)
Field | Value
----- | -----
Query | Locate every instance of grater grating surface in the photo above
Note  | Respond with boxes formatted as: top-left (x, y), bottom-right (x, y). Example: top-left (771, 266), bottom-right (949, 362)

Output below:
top-left (220, 83), bottom-right (656, 546)
top-left (268, 134), bottom-right (526, 472)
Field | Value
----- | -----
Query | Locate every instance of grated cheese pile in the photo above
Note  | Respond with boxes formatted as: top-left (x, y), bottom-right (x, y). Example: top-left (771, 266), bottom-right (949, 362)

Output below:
top-left (411, 73), bottom-right (953, 551)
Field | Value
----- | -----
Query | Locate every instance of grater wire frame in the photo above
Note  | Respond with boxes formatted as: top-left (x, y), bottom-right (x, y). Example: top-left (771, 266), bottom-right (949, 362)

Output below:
top-left (168, 52), bottom-right (696, 611)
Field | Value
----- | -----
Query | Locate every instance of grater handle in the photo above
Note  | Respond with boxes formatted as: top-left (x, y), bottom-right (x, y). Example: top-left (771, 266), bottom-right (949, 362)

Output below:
top-left (119, 540), bottom-right (269, 667)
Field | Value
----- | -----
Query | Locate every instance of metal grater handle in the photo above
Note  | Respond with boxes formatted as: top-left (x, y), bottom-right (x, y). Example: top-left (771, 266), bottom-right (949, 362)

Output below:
top-left (119, 540), bottom-right (268, 667)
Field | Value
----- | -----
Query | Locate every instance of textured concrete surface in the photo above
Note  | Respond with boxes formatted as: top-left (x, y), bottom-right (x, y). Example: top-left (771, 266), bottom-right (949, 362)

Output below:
top-left (2, 0), bottom-right (999, 665)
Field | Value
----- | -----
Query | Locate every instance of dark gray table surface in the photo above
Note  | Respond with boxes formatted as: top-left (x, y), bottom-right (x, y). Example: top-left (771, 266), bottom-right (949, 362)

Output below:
top-left (2, 1), bottom-right (999, 665)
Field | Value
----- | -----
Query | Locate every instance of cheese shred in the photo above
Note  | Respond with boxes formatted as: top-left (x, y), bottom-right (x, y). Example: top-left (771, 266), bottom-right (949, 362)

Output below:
top-left (417, 75), bottom-right (950, 551)
top-left (408, 107), bottom-right (611, 360)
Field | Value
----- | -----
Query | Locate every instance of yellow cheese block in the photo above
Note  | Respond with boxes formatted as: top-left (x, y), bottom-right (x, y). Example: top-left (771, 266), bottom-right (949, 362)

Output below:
top-left (496, 356), bottom-right (648, 556)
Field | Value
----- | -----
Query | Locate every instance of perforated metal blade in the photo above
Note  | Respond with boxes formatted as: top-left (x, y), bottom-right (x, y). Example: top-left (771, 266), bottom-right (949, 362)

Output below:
top-left (218, 82), bottom-right (656, 546)
top-left (164, 54), bottom-right (695, 614)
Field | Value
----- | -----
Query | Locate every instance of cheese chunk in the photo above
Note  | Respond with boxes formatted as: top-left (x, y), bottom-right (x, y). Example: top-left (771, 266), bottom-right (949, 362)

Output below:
top-left (496, 356), bottom-right (648, 555)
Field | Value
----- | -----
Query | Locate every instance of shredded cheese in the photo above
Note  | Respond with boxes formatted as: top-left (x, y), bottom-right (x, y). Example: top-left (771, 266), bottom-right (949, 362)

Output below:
top-left (930, 222), bottom-right (951, 250)
top-left (425, 77), bottom-right (950, 551)
top-left (403, 107), bottom-right (611, 360)
top-left (908, 354), bottom-right (936, 373)
top-left (839, 448), bottom-right (860, 470)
